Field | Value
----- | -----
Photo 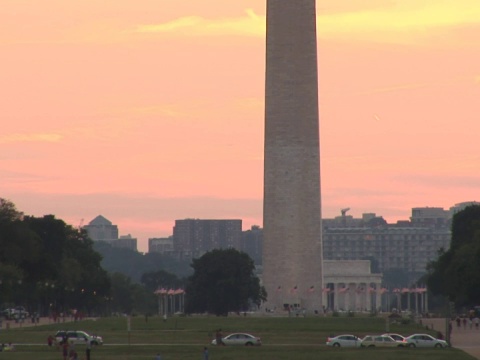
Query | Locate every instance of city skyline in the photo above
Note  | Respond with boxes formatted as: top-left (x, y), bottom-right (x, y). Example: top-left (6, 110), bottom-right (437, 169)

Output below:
top-left (1, 1), bottom-right (479, 252)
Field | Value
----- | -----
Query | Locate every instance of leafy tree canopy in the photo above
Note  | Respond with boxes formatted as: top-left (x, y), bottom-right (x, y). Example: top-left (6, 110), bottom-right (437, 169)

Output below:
top-left (427, 205), bottom-right (480, 306)
top-left (0, 198), bottom-right (23, 224)
top-left (185, 248), bottom-right (266, 316)
top-left (0, 198), bottom-right (110, 314)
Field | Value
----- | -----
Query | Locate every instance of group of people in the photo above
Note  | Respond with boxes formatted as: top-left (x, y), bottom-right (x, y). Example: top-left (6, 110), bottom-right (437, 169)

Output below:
top-left (49, 334), bottom-right (92, 360)
top-left (454, 315), bottom-right (480, 330)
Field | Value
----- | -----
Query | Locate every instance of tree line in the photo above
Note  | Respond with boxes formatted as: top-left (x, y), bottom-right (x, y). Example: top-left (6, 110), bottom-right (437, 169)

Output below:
top-left (0, 198), bottom-right (266, 317)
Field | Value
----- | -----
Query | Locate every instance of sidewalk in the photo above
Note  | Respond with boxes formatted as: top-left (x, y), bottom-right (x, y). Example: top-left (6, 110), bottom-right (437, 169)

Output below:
top-left (1, 316), bottom-right (75, 330)
top-left (427, 318), bottom-right (480, 359)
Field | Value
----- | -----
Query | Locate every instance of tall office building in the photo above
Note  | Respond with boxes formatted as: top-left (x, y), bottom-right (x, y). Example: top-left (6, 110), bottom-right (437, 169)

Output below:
top-left (173, 219), bottom-right (242, 259)
top-left (263, 0), bottom-right (323, 311)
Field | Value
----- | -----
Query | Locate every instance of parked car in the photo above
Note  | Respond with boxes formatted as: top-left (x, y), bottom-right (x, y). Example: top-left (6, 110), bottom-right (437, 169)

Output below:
top-left (361, 335), bottom-right (405, 347)
top-left (405, 334), bottom-right (448, 348)
top-left (211, 333), bottom-right (261, 346)
top-left (382, 333), bottom-right (407, 343)
top-left (1, 307), bottom-right (29, 320)
top-left (55, 330), bottom-right (103, 345)
top-left (326, 334), bottom-right (362, 347)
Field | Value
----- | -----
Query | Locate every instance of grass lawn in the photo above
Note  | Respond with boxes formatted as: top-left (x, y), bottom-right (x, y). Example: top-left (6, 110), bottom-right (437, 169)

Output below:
top-left (0, 315), bottom-right (475, 360)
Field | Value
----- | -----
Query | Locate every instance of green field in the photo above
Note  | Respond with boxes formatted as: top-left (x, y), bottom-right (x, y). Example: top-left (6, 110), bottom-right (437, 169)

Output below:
top-left (0, 315), bottom-right (475, 360)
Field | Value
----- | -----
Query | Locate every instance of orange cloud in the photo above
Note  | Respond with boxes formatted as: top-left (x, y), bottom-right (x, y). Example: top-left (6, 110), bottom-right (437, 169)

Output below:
top-left (0, 133), bottom-right (63, 144)
top-left (134, 2), bottom-right (480, 45)
top-left (135, 8), bottom-right (263, 37)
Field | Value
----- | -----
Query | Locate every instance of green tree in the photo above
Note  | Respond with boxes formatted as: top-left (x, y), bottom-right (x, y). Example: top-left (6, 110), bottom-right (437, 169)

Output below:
top-left (0, 198), bottom-right (23, 224)
top-left (109, 272), bottom-right (156, 315)
top-left (23, 215), bottom-right (111, 313)
top-left (427, 205), bottom-right (480, 306)
top-left (0, 199), bottom-right (43, 306)
top-left (185, 249), bottom-right (266, 316)
top-left (0, 200), bottom-right (111, 314)
top-left (141, 270), bottom-right (184, 293)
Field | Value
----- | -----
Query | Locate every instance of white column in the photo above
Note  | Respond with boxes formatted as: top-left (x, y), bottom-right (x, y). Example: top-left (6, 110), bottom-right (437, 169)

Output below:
top-left (375, 282), bottom-right (381, 312)
top-left (334, 283), bottom-right (339, 311)
top-left (346, 284), bottom-right (352, 311)
top-left (424, 292), bottom-right (429, 313)
top-left (353, 284), bottom-right (359, 311)
top-left (366, 284), bottom-right (372, 311)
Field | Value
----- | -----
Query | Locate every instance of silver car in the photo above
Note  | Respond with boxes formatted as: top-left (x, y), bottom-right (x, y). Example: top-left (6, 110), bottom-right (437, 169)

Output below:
top-left (211, 333), bottom-right (261, 346)
top-left (405, 334), bottom-right (448, 348)
top-left (326, 334), bottom-right (361, 347)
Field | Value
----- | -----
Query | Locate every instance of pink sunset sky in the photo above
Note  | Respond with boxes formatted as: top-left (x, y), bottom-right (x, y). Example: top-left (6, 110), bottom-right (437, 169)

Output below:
top-left (1, 0), bottom-right (479, 252)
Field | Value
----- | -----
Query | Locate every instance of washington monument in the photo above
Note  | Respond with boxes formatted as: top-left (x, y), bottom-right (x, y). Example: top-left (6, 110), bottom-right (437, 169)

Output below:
top-left (263, 0), bottom-right (323, 311)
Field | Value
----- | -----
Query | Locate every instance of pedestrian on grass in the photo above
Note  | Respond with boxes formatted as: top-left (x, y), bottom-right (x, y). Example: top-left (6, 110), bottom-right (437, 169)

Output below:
top-left (86, 338), bottom-right (92, 360)
top-left (203, 347), bottom-right (209, 360)
top-left (61, 340), bottom-right (69, 360)
top-left (215, 329), bottom-right (224, 346)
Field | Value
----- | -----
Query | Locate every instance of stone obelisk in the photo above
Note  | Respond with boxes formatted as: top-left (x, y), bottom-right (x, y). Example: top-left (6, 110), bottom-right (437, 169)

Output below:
top-left (263, 0), bottom-right (323, 312)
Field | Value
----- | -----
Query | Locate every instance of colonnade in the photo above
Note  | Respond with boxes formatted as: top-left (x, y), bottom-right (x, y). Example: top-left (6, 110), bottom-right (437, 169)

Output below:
top-left (323, 283), bottom-right (429, 313)
top-left (324, 282), bottom-right (383, 312)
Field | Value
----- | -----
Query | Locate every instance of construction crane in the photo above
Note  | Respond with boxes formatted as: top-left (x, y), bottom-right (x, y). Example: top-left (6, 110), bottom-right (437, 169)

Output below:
top-left (341, 208), bottom-right (350, 217)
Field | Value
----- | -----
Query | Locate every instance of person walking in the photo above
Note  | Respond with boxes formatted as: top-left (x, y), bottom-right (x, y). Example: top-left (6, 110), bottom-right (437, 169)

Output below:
top-left (203, 347), bottom-right (209, 360)
top-left (85, 338), bottom-right (92, 360)
top-left (61, 340), bottom-right (69, 360)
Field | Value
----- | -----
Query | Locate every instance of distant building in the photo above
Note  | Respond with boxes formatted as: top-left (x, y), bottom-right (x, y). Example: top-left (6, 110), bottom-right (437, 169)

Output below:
top-left (172, 219), bottom-right (242, 260)
top-left (84, 215), bottom-right (118, 241)
top-left (410, 207), bottom-right (449, 227)
top-left (239, 225), bottom-right (263, 265)
top-left (83, 215), bottom-right (137, 251)
top-left (449, 201), bottom-right (480, 216)
top-left (149, 237), bottom-right (174, 255)
top-left (322, 224), bottom-right (450, 278)
top-left (114, 234), bottom-right (137, 251)
top-left (323, 212), bottom-right (387, 228)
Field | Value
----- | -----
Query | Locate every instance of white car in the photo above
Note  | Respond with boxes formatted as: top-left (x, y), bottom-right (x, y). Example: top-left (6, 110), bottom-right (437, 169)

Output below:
top-left (55, 330), bottom-right (103, 345)
top-left (211, 333), bottom-right (261, 346)
top-left (405, 334), bottom-right (448, 348)
top-left (326, 334), bottom-right (362, 347)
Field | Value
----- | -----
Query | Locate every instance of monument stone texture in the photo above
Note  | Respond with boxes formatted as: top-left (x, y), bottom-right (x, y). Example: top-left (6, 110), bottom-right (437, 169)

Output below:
top-left (263, 0), bottom-right (323, 311)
